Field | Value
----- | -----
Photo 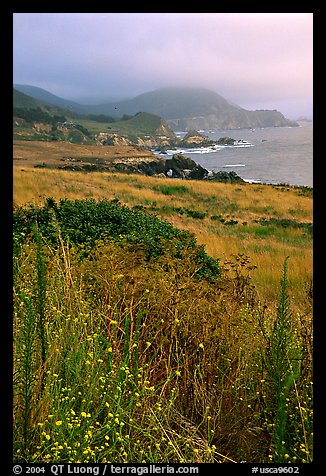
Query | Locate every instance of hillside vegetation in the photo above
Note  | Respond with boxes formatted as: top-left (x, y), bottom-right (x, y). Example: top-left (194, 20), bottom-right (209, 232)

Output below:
top-left (13, 121), bottom-right (313, 463)
top-left (13, 93), bottom-right (177, 147)
top-left (13, 166), bottom-right (312, 306)
top-left (14, 85), bottom-right (299, 130)
top-left (13, 89), bottom-right (41, 109)
top-left (13, 180), bottom-right (313, 464)
top-left (12, 83), bottom-right (312, 464)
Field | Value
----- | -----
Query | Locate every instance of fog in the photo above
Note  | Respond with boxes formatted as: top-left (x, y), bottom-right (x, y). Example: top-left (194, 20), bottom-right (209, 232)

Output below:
top-left (13, 13), bottom-right (313, 119)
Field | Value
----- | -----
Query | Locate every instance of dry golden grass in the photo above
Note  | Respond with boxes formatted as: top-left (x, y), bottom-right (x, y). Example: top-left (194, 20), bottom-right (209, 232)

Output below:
top-left (167, 217), bottom-right (312, 309)
top-left (13, 165), bottom-right (312, 309)
top-left (13, 139), bottom-right (155, 160)
top-left (13, 163), bottom-right (313, 464)
top-left (13, 167), bottom-right (312, 216)
top-left (13, 140), bottom-right (313, 464)
top-left (14, 213), bottom-right (313, 463)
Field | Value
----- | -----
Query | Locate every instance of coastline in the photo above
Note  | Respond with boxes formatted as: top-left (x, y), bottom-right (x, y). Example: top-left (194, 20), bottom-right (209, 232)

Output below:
top-left (13, 120), bottom-right (313, 188)
top-left (169, 123), bottom-right (313, 188)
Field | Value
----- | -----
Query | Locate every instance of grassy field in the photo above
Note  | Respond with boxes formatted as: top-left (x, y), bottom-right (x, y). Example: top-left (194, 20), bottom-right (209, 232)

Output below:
top-left (13, 141), bottom-right (313, 464)
top-left (13, 139), bottom-right (156, 169)
top-left (13, 165), bottom-right (312, 309)
top-left (76, 111), bottom-right (170, 136)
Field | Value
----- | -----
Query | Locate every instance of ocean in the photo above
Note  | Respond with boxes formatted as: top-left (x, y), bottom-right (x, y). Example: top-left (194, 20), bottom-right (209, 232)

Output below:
top-left (157, 121), bottom-right (313, 187)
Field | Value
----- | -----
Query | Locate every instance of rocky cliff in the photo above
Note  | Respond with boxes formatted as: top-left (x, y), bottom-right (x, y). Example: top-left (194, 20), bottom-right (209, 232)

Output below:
top-left (108, 153), bottom-right (245, 183)
top-left (167, 108), bottom-right (298, 131)
top-left (94, 112), bottom-right (178, 148)
top-left (178, 130), bottom-right (216, 147)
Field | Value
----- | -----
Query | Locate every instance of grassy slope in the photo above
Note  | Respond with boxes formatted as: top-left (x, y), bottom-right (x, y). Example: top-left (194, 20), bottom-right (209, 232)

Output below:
top-left (13, 186), bottom-right (313, 465)
top-left (13, 139), bottom-right (156, 167)
top-left (13, 156), bottom-right (313, 464)
top-left (13, 89), bottom-right (41, 108)
top-left (107, 112), bottom-right (169, 134)
top-left (13, 165), bottom-right (312, 309)
top-left (13, 95), bottom-right (175, 141)
top-left (74, 112), bottom-right (176, 142)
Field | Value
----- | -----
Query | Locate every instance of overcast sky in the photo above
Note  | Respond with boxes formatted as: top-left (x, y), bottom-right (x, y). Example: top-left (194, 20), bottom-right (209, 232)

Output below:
top-left (13, 12), bottom-right (313, 119)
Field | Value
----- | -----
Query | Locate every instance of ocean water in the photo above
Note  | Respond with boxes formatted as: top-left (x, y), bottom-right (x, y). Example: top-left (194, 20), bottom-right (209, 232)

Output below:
top-left (157, 122), bottom-right (313, 187)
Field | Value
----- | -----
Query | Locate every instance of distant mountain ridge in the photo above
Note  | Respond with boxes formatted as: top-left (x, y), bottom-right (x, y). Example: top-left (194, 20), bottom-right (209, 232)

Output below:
top-left (13, 89), bottom-right (41, 109)
top-left (88, 87), bottom-right (234, 118)
top-left (13, 84), bottom-right (299, 130)
top-left (14, 84), bottom-right (88, 113)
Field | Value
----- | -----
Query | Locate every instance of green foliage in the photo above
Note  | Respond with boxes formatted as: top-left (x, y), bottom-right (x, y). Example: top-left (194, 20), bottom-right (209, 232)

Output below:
top-left (102, 136), bottom-right (116, 145)
top-left (13, 212), bottom-right (313, 464)
top-left (255, 217), bottom-right (313, 237)
top-left (66, 129), bottom-right (86, 144)
top-left (13, 198), bottom-right (220, 280)
top-left (33, 224), bottom-right (47, 387)
top-left (13, 235), bottom-right (312, 463)
top-left (256, 217), bottom-right (312, 229)
top-left (87, 114), bottom-right (116, 123)
top-left (296, 186), bottom-right (313, 198)
top-left (120, 114), bottom-right (133, 121)
top-left (258, 257), bottom-right (312, 463)
top-left (13, 89), bottom-right (40, 108)
top-left (74, 123), bottom-right (91, 137)
top-left (112, 112), bottom-right (176, 139)
top-left (49, 130), bottom-right (66, 141)
top-left (14, 291), bottom-right (38, 459)
top-left (13, 107), bottom-right (66, 125)
top-left (217, 136), bottom-right (235, 145)
top-left (153, 184), bottom-right (190, 196)
top-left (184, 209), bottom-right (207, 219)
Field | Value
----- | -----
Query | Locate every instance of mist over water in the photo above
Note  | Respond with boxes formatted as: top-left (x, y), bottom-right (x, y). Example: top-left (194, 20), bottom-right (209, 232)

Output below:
top-left (170, 122), bottom-right (313, 187)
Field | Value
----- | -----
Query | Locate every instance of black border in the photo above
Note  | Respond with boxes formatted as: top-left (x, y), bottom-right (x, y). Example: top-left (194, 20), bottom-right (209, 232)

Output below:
top-left (5, 7), bottom-right (320, 475)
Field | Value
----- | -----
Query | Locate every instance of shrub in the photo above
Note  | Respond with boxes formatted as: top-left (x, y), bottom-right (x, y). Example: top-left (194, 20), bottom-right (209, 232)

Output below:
top-left (255, 217), bottom-right (313, 237)
top-left (153, 184), bottom-right (190, 196)
top-left (13, 210), bottom-right (312, 463)
top-left (184, 209), bottom-right (207, 219)
top-left (13, 198), bottom-right (220, 280)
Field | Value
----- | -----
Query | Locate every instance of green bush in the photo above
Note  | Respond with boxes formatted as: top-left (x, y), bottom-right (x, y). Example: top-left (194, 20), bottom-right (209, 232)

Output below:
top-left (255, 217), bottom-right (313, 237)
top-left (13, 198), bottom-right (220, 280)
top-left (184, 209), bottom-right (207, 219)
top-left (153, 184), bottom-right (190, 196)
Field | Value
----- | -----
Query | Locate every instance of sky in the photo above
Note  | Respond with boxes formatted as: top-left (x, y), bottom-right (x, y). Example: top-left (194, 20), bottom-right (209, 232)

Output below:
top-left (13, 12), bottom-right (313, 119)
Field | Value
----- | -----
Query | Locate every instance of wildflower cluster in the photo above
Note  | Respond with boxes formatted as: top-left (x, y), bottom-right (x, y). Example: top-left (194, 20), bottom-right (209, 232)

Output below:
top-left (13, 201), bottom-right (313, 463)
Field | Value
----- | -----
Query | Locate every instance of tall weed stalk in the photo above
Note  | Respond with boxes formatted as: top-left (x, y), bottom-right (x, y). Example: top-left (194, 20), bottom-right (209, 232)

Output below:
top-left (261, 257), bottom-right (303, 462)
top-left (14, 224), bottom-right (49, 460)
top-left (33, 224), bottom-right (47, 392)
top-left (14, 292), bottom-right (37, 460)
